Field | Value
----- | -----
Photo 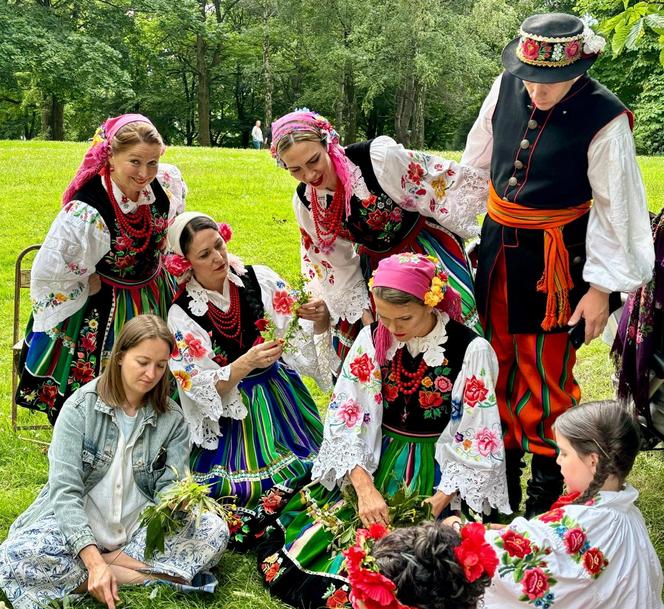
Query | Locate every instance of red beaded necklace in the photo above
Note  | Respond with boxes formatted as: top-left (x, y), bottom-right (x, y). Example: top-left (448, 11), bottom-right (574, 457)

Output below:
top-left (310, 185), bottom-right (346, 249)
top-left (390, 348), bottom-right (429, 396)
top-left (206, 282), bottom-right (242, 343)
top-left (104, 171), bottom-right (153, 254)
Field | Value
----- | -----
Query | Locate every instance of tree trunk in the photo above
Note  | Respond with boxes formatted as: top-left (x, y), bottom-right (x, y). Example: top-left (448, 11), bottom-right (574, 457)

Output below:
top-left (394, 75), bottom-right (415, 146)
top-left (41, 95), bottom-right (64, 140)
top-left (196, 34), bottom-right (212, 147)
top-left (262, 6), bottom-right (273, 140)
top-left (413, 81), bottom-right (426, 149)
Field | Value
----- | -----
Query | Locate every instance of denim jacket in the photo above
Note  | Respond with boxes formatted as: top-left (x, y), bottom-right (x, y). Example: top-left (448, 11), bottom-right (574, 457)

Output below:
top-left (10, 380), bottom-right (190, 556)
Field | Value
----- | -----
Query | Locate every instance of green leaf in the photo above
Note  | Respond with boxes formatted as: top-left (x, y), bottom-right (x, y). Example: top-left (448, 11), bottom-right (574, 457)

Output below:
top-left (144, 515), bottom-right (166, 560)
top-left (625, 18), bottom-right (645, 49)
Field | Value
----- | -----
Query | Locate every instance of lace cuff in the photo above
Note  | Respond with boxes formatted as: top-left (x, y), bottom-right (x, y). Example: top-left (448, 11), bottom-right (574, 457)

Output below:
top-left (314, 330), bottom-right (340, 389)
top-left (312, 436), bottom-right (378, 491)
top-left (325, 279), bottom-right (371, 325)
top-left (438, 460), bottom-right (511, 515)
top-left (442, 165), bottom-right (489, 239)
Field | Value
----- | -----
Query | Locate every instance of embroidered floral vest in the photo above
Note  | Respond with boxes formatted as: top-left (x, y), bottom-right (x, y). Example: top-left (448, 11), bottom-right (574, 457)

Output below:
top-left (376, 319), bottom-right (477, 435)
top-left (73, 175), bottom-right (170, 281)
top-left (295, 140), bottom-right (421, 253)
top-left (173, 267), bottom-right (265, 369)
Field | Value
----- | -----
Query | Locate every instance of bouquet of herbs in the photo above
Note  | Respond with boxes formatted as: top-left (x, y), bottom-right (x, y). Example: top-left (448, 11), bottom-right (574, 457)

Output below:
top-left (311, 482), bottom-right (433, 555)
top-left (139, 471), bottom-right (236, 559)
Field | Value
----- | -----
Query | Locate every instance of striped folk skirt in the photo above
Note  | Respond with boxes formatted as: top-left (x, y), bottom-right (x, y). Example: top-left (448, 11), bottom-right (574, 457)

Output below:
top-left (191, 363), bottom-right (324, 549)
top-left (256, 428), bottom-right (441, 609)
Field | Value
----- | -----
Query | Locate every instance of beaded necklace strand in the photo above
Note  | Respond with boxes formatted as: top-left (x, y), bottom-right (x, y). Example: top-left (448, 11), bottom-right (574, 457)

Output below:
top-left (104, 172), bottom-right (154, 254)
top-left (206, 282), bottom-right (242, 344)
top-left (310, 185), bottom-right (345, 249)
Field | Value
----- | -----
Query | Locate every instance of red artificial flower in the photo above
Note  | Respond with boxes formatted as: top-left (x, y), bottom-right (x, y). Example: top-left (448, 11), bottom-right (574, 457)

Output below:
top-left (583, 547), bottom-right (608, 575)
top-left (255, 318), bottom-right (270, 332)
top-left (325, 587), bottom-right (349, 608)
top-left (163, 253), bottom-right (192, 276)
top-left (521, 567), bottom-right (550, 600)
top-left (261, 492), bottom-right (283, 514)
top-left (184, 333), bottom-right (208, 359)
top-left (352, 569), bottom-right (398, 607)
top-left (418, 390), bottom-right (443, 410)
top-left (521, 38), bottom-right (540, 61)
top-left (350, 353), bottom-right (374, 383)
top-left (565, 40), bottom-right (580, 59)
top-left (218, 222), bottom-right (233, 242)
top-left (272, 290), bottom-right (295, 315)
top-left (72, 360), bottom-right (95, 383)
top-left (500, 529), bottom-right (533, 559)
top-left (383, 383), bottom-right (399, 403)
top-left (454, 522), bottom-right (498, 583)
top-left (563, 527), bottom-right (586, 554)
top-left (463, 375), bottom-right (488, 407)
top-left (367, 522), bottom-right (389, 540)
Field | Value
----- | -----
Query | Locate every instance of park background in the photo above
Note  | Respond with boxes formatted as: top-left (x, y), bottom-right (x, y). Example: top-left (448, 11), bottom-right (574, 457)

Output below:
top-left (1, 0), bottom-right (663, 607)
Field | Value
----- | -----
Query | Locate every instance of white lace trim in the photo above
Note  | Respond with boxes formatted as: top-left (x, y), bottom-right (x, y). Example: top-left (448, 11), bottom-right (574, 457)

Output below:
top-left (184, 272), bottom-right (245, 316)
top-left (385, 310), bottom-right (449, 366)
top-left (312, 436), bottom-right (378, 491)
top-left (283, 324), bottom-right (333, 391)
top-left (439, 460), bottom-right (511, 515)
top-left (447, 165), bottom-right (489, 239)
top-left (314, 330), bottom-right (341, 389)
top-left (325, 278), bottom-right (371, 325)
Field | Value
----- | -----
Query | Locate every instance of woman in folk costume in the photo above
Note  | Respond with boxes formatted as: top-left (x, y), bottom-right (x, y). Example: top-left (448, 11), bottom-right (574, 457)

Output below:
top-left (270, 110), bottom-right (488, 361)
top-left (461, 13), bottom-right (654, 517)
top-left (256, 253), bottom-right (510, 609)
top-left (16, 114), bottom-right (186, 424)
top-left (166, 212), bottom-right (333, 548)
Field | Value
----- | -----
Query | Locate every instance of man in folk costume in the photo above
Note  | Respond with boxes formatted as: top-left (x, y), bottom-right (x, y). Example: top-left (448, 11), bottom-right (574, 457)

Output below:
top-left (462, 12), bottom-right (654, 518)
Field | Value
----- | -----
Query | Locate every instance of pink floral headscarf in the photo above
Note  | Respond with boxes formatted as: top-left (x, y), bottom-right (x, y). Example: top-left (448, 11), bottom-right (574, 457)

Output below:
top-left (271, 109), bottom-right (353, 217)
top-left (62, 113), bottom-right (162, 206)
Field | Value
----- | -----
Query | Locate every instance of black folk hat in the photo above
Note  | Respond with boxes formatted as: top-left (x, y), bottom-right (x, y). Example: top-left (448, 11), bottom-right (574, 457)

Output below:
top-left (502, 13), bottom-right (606, 83)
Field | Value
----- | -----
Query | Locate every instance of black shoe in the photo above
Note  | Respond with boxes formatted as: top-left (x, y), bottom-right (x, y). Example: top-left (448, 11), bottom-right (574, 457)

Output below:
top-left (524, 454), bottom-right (563, 519)
top-left (505, 450), bottom-right (525, 513)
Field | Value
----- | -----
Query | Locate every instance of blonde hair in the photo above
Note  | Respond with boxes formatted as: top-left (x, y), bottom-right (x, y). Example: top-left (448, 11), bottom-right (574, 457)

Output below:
top-left (275, 129), bottom-right (326, 158)
top-left (111, 121), bottom-right (163, 155)
top-left (372, 286), bottom-right (423, 306)
top-left (97, 314), bottom-right (174, 414)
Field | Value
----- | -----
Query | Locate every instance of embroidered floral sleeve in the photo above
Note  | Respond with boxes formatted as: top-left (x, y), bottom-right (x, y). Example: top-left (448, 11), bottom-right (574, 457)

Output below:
top-left (30, 200), bottom-right (111, 332)
top-left (156, 163), bottom-right (187, 220)
top-left (435, 336), bottom-right (511, 514)
top-left (254, 265), bottom-right (337, 390)
top-left (312, 325), bottom-right (384, 490)
top-left (370, 135), bottom-right (489, 240)
top-left (484, 498), bottom-right (624, 608)
top-left (294, 191), bottom-right (371, 324)
top-left (168, 303), bottom-right (247, 449)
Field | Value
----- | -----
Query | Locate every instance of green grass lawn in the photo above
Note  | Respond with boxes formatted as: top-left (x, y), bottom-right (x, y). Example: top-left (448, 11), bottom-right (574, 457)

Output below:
top-left (0, 140), bottom-right (662, 609)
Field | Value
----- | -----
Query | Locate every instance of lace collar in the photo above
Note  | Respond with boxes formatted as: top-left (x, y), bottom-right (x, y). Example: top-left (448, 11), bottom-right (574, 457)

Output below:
top-left (101, 175), bottom-right (156, 213)
top-left (304, 155), bottom-right (371, 204)
top-left (385, 310), bottom-right (449, 366)
top-left (185, 271), bottom-right (245, 317)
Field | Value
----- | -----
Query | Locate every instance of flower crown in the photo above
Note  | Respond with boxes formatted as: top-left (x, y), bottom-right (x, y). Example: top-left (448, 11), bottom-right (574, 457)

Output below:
top-left (163, 222), bottom-right (233, 278)
top-left (343, 521), bottom-right (497, 609)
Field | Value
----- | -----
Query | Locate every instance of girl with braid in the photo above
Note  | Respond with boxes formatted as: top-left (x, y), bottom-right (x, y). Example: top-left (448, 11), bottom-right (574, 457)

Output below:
top-left (165, 212), bottom-right (335, 549)
top-left (445, 401), bottom-right (663, 609)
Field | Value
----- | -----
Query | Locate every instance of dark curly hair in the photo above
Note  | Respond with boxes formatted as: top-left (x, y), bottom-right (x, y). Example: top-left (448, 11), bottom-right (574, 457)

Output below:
top-left (372, 521), bottom-right (490, 609)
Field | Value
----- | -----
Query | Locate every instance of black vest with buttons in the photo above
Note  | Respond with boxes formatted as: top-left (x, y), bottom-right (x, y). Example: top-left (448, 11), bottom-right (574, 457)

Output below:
top-left (475, 72), bottom-right (629, 334)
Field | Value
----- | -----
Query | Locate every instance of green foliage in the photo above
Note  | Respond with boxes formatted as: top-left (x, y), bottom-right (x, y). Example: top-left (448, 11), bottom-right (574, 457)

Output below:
top-left (634, 73), bottom-right (664, 154)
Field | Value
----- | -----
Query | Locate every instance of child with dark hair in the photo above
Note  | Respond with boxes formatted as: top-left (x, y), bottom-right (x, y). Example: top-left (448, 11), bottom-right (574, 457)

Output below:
top-left (445, 400), bottom-right (663, 608)
top-left (344, 520), bottom-right (496, 609)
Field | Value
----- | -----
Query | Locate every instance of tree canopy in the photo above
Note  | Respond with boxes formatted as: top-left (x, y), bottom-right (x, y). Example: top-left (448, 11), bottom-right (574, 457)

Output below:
top-left (0, 0), bottom-right (658, 152)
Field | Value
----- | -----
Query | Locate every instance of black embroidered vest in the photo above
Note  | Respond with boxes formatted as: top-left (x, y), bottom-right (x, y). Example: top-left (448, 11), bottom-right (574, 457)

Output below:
top-left (173, 266), bottom-right (265, 369)
top-left (295, 139), bottom-right (422, 253)
top-left (73, 175), bottom-right (170, 281)
top-left (377, 319), bottom-right (477, 436)
top-left (475, 73), bottom-right (628, 333)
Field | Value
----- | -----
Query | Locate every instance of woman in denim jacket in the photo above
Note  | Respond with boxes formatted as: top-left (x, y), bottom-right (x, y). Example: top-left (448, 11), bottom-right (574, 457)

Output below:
top-left (0, 315), bottom-right (228, 609)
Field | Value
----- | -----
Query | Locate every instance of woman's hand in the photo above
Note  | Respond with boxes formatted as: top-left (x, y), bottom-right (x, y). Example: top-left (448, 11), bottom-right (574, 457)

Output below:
top-left (89, 273), bottom-right (102, 296)
top-left (241, 340), bottom-right (284, 369)
top-left (297, 298), bottom-right (331, 334)
top-left (349, 466), bottom-right (389, 527)
top-left (80, 545), bottom-right (119, 609)
top-left (423, 490), bottom-right (454, 518)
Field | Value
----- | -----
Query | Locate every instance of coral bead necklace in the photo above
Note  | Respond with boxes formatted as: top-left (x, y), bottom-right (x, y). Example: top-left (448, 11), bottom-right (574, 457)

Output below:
top-left (104, 171), bottom-right (153, 254)
top-left (391, 348), bottom-right (429, 396)
top-left (206, 282), bottom-right (242, 343)
top-left (310, 185), bottom-right (345, 249)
